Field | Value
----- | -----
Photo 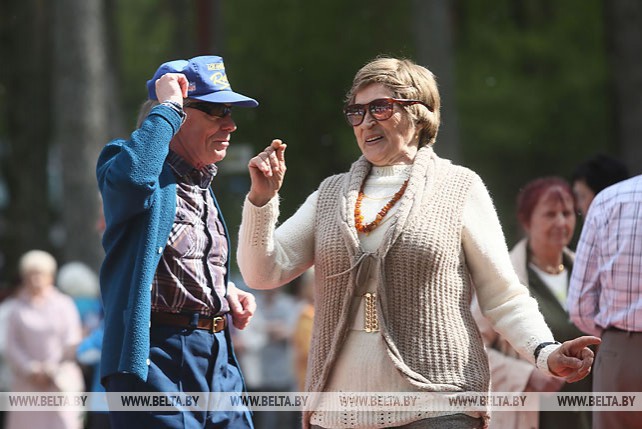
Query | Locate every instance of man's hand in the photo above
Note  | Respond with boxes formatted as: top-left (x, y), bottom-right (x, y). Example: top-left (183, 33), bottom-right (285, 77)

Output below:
top-left (226, 282), bottom-right (256, 330)
top-left (547, 336), bottom-right (601, 383)
top-left (155, 73), bottom-right (189, 105)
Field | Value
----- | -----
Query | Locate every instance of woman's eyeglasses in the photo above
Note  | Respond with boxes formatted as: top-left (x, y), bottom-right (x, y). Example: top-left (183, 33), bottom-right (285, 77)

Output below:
top-left (185, 101), bottom-right (232, 118)
top-left (343, 98), bottom-right (430, 127)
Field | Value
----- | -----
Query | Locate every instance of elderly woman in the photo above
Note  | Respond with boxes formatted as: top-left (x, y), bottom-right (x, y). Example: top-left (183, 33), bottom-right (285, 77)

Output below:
top-left (473, 177), bottom-right (592, 429)
top-left (5, 250), bottom-right (84, 429)
top-left (238, 57), bottom-right (598, 429)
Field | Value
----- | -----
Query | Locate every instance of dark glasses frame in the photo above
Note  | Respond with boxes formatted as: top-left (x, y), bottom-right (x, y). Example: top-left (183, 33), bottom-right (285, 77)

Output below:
top-left (184, 101), bottom-right (232, 118)
top-left (343, 97), bottom-right (431, 127)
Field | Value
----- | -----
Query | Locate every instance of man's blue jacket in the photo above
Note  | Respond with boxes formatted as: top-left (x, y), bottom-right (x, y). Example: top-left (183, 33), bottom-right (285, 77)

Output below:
top-left (96, 104), bottom-right (231, 382)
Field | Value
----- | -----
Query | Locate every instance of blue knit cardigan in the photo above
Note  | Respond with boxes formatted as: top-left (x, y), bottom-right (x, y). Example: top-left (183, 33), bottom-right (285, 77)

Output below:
top-left (96, 105), bottom-right (231, 382)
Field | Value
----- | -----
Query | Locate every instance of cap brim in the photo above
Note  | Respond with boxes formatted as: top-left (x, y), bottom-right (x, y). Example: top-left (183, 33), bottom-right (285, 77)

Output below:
top-left (191, 91), bottom-right (258, 108)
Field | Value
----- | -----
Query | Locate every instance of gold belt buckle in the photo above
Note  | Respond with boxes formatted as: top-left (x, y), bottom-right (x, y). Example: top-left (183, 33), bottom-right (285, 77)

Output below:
top-left (211, 316), bottom-right (225, 333)
top-left (363, 293), bottom-right (379, 333)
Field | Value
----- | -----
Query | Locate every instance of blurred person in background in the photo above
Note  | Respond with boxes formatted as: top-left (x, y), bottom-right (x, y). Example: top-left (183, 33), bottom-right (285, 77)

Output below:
top-left (0, 283), bottom-right (18, 392)
top-left (292, 268), bottom-right (315, 393)
top-left (73, 192), bottom-right (110, 429)
top-left (571, 154), bottom-right (629, 217)
top-left (76, 321), bottom-right (108, 429)
top-left (57, 261), bottom-right (108, 429)
top-left (0, 280), bottom-right (19, 429)
top-left (237, 57), bottom-right (598, 429)
top-left (96, 55), bottom-right (256, 429)
top-left (473, 177), bottom-right (592, 429)
top-left (234, 288), bottom-right (299, 429)
top-left (57, 262), bottom-right (102, 338)
top-left (568, 174), bottom-right (642, 429)
top-left (5, 250), bottom-right (84, 429)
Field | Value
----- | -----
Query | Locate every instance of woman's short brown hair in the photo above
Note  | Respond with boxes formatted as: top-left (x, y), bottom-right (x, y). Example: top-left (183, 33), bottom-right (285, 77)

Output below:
top-left (345, 57), bottom-right (441, 147)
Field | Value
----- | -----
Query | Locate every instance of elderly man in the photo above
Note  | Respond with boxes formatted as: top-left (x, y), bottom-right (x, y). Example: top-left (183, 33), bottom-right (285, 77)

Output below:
top-left (97, 56), bottom-right (257, 428)
top-left (568, 173), bottom-right (642, 429)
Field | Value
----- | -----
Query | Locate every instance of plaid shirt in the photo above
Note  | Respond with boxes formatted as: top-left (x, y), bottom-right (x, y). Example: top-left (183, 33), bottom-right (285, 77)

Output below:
top-left (151, 151), bottom-right (230, 316)
top-left (568, 175), bottom-right (642, 336)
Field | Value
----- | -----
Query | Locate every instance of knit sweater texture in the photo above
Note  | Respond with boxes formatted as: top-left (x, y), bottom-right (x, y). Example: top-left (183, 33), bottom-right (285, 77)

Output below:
top-left (309, 147), bottom-right (489, 394)
top-left (237, 146), bottom-right (556, 428)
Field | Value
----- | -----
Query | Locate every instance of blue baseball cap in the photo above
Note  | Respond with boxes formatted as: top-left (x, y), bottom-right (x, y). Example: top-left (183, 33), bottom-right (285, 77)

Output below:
top-left (146, 55), bottom-right (258, 107)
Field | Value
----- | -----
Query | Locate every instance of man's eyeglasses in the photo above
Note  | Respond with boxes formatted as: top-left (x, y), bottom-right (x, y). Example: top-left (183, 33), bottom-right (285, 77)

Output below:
top-left (184, 101), bottom-right (232, 118)
top-left (343, 98), bottom-right (430, 127)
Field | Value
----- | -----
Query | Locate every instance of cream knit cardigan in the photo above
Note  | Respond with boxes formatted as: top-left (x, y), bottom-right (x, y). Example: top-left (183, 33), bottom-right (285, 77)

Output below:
top-left (238, 146), bottom-right (557, 426)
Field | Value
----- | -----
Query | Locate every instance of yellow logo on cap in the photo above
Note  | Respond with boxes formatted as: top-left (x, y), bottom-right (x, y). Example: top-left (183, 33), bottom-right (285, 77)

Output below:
top-left (207, 62), bottom-right (225, 71)
top-left (210, 72), bottom-right (230, 89)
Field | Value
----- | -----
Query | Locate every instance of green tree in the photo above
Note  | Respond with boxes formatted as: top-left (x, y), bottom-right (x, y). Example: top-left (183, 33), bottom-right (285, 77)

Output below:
top-left (455, 0), bottom-right (609, 241)
top-left (604, 0), bottom-right (642, 175)
top-left (218, 1), bottom-right (416, 266)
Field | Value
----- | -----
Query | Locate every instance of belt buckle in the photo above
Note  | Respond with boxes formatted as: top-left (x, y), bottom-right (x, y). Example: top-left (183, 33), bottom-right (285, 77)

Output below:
top-left (211, 316), bottom-right (225, 333)
top-left (363, 293), bottom-right (378, 333)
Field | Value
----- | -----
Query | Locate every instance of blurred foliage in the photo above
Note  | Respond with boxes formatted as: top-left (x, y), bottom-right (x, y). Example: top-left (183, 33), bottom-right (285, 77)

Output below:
top-left (454, 0), bottom-right (609, 241)
top-left (218, 1), bottom-right (418, 260)
top-left (116, 0), bottom-right (183, 126)
top-left (221, 1), bottom-right (415, 207)
top-left (59, 0), bottom-right (616, 260)
top-left (219, 0), bottom-right (612, 248)
top-left (0, 0), bottom-right (618, 282)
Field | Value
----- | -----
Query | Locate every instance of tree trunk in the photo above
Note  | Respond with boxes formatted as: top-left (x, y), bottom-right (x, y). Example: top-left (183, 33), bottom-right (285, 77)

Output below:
top-left (0, 0), bottom-right (53, 282)
top-left (412, 0), bottom-right (461, 162)
top-left (604, 0), bottom-right (642, 175)
top-left (196, 0), bottom-right (224, 55)
top-left (52, 0), bottom-right (109, 271)
top-left (104, 0), bottom-right (126, 139)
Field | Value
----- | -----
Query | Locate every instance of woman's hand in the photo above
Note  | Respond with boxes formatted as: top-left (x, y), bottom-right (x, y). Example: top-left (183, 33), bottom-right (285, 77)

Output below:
top-left (247, 139), bottom-right (287, 207)
top-left (155, 73), bottom-right (189, 104)
top-left (547, 336), bottom-right (601, 382)
top-left (28, 362), bottom-right (53, 387)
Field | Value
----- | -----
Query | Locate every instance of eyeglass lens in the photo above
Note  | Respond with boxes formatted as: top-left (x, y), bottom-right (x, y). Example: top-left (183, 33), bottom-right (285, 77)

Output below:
top-left (344, 99), bottom-right (396, 126)
top-left (185, 102), bottom-right (231, 118)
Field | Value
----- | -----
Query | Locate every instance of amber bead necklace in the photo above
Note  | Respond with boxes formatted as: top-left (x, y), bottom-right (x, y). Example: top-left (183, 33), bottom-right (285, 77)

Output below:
top-left (354, 179), bottom-right (409, 234)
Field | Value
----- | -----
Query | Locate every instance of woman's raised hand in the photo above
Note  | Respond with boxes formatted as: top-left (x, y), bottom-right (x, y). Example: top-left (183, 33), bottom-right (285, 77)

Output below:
top-left (547, 335), bottom-right (601, 383)
top-left (247, 139), bottom-right (287, 207)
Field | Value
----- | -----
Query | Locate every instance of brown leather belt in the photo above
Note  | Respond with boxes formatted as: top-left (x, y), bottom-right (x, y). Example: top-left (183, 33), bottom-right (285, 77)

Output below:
top-left (151, 312), bottom-right (227, 333)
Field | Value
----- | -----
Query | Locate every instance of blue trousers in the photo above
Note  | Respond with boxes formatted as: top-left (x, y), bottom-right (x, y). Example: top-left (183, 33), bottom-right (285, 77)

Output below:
top-left (105, 324), bottom-right (253, 428)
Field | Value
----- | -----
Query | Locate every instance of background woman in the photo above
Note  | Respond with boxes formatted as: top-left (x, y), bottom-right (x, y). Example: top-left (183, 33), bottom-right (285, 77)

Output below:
top-left (238, 57), bottom-right (598, 429)
top-left (571, 154), bottom-right (629, 217)
top-left (473, 177), bottom-right (591, 429)
top-left (5, 250), bottom-right (84, 429)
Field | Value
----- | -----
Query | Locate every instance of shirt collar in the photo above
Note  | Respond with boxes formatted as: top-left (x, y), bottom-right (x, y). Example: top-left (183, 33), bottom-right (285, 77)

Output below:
top-left (167, 150), bottom-right (218, 188)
